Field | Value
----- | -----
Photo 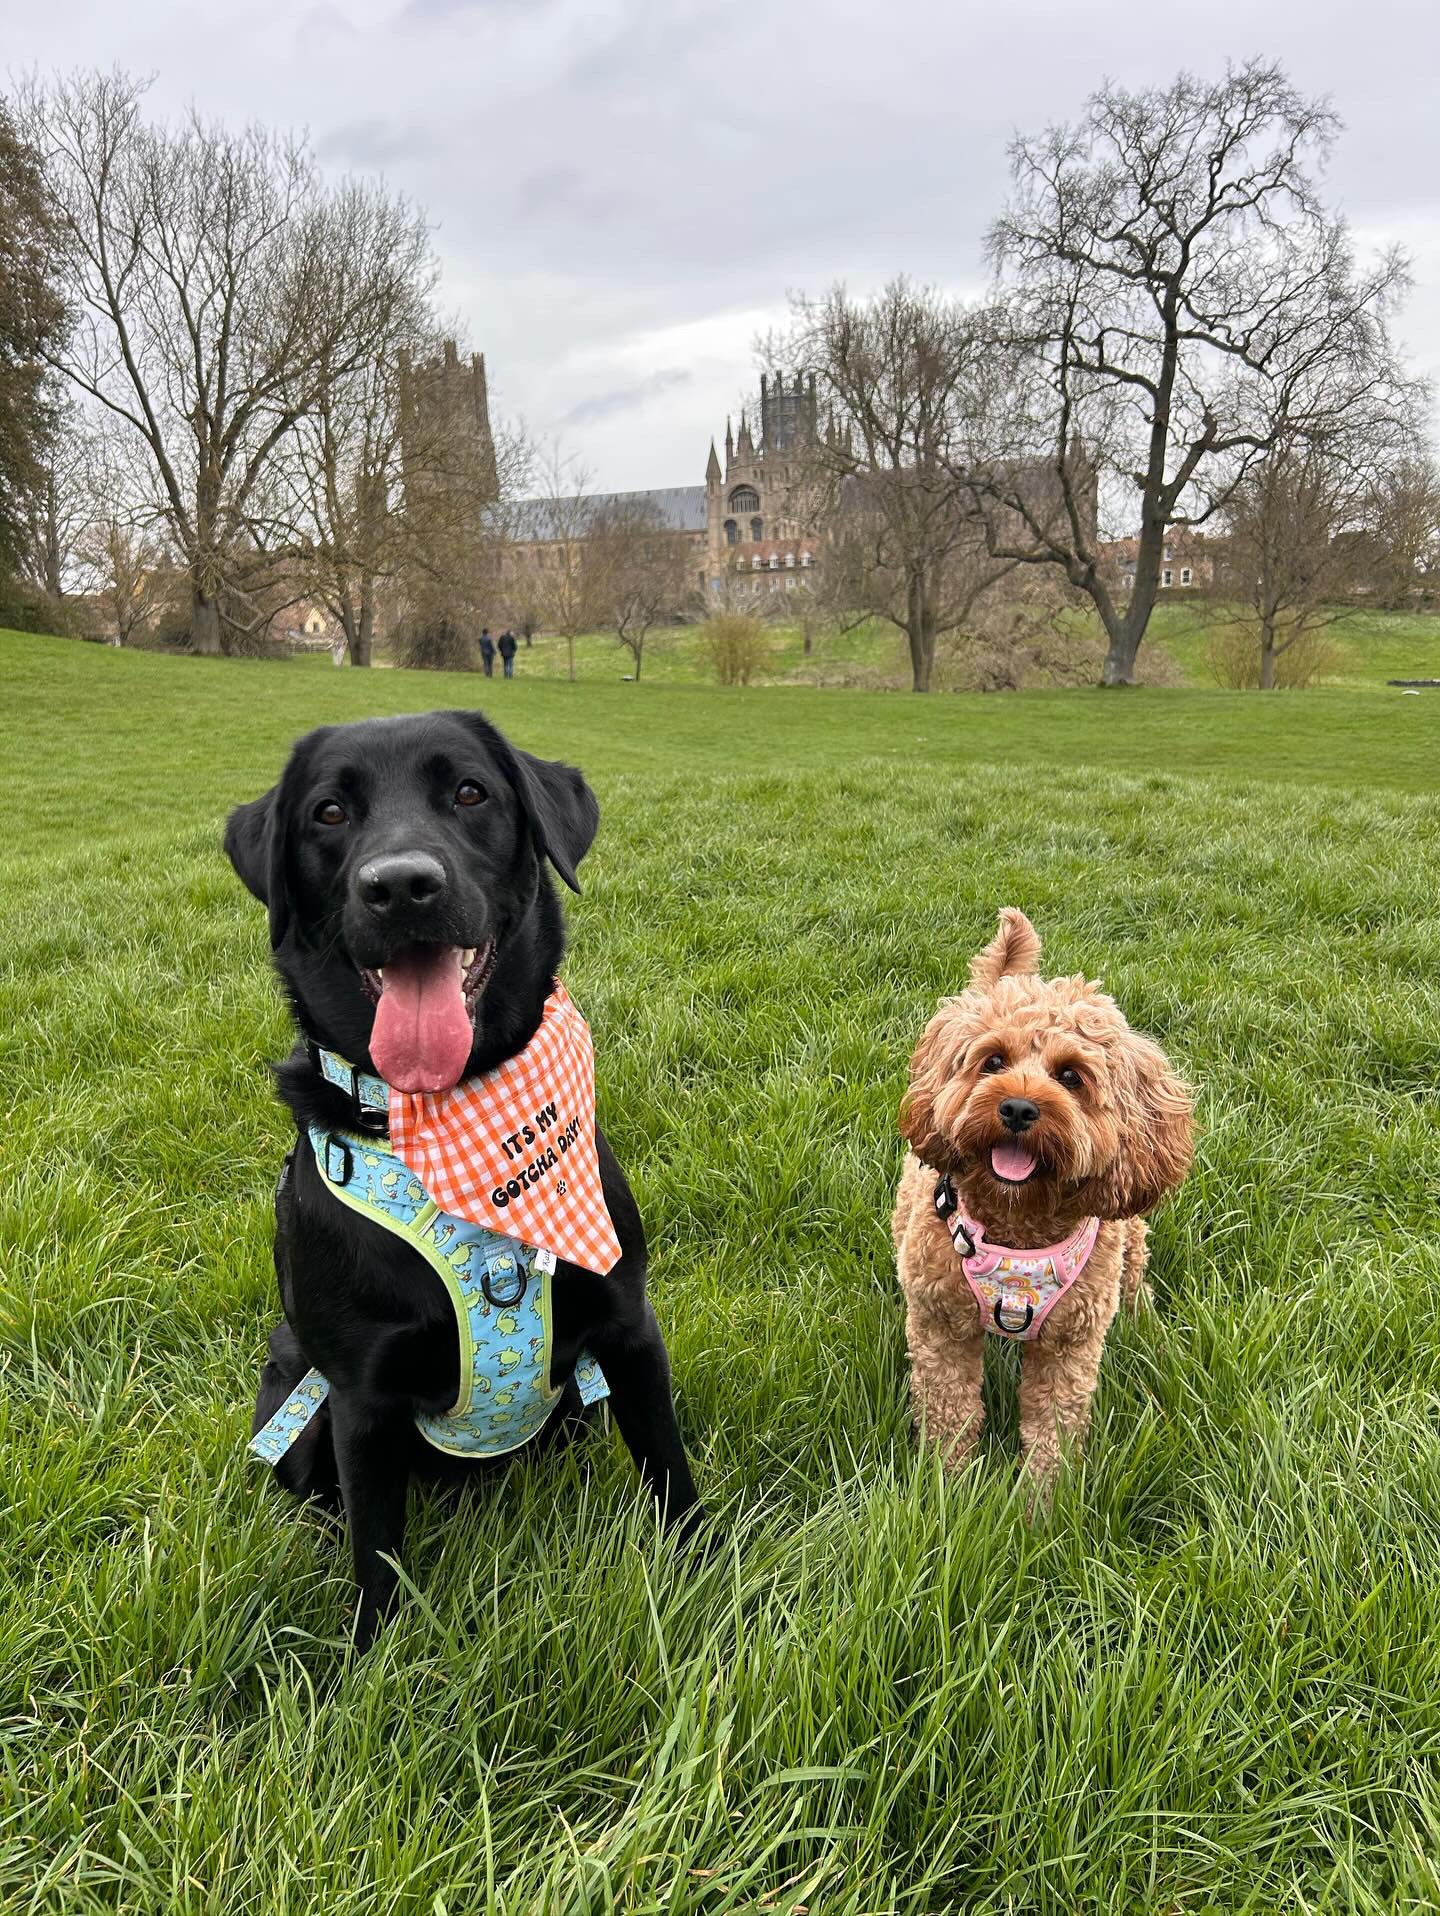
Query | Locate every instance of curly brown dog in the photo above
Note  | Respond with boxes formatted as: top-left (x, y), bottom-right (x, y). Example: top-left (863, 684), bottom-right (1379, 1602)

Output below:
top-left (892, 908), bottom-right (1193, 1490)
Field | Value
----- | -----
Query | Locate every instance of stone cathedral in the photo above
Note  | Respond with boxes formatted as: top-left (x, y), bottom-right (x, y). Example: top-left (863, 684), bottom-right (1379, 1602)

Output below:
top-left (703, 371), bottom-right (823, 595)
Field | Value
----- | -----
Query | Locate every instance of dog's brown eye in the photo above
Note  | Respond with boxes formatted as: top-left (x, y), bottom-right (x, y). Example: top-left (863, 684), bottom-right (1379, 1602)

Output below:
top-left (1056, 1065), bottom-right (1084, 1092)
top-left (455, 780), bottom-right (487, 808)
top-left (979, 1053), bottom-right (1006, 1074)
top-left (314, 799), bottom-right (346, 827)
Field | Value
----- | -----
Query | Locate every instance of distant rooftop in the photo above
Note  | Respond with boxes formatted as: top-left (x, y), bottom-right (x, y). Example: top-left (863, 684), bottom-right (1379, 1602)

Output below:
top-left (504, 485), bottom-right (707, 540)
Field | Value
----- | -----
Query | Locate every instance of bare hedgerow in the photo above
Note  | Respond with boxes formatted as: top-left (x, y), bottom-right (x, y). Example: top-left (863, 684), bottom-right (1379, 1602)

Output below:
top-left (703, 612), bottom-right (770, 686)
top-left (1206, 621), bottom-right (1340, 690)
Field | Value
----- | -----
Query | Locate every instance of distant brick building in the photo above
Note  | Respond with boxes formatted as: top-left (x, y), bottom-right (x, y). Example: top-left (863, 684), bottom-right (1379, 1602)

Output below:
top-left (1101, 530), bottom-right (1216, 592)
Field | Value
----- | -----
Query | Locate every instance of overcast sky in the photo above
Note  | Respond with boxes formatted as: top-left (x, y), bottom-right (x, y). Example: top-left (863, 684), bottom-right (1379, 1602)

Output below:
top-left (9, 0), bottom-right (1440, 492)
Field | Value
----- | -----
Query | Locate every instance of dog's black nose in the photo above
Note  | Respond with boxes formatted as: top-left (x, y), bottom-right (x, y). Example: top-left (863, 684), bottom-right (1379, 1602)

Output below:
top-left (999, 1097), bottom-right (1040, 1134)
top-left (357, 852), bottom-right (447, 917)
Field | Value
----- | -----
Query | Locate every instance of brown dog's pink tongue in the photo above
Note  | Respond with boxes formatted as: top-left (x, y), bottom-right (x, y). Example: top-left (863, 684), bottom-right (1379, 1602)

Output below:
top-left (991, 1141), bottom-right (1037, 1182)
top-left (369, 945), bottom-right (472, 1092)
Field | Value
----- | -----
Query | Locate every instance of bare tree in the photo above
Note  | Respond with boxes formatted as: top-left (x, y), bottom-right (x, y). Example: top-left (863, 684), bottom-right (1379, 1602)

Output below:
top-left (19, 401), bottom-right (92, 601)
top-left (1364, 455), bottom-right (1440, 608)
top-left (77, 511), bottom-right (164, 645)
top-left (257, 187), bottom-right (437, 666)
top-left (967, 60), bottom-right (1416, 684)
top-left (513, 451), bottom-right (605, 682)
top-left (587, 495), bottom-right (688, 681)
top-left (1214, 413), bottom-right (1418, 687)
top-left (784, 281), bottom-right (1023, 692)
top-left (23, 71), bottom-right (406, 654)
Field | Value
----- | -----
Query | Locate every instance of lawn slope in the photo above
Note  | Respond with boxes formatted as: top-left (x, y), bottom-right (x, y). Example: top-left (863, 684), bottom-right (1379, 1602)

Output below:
top-left (3, 633), bottom-right (1440, 1912)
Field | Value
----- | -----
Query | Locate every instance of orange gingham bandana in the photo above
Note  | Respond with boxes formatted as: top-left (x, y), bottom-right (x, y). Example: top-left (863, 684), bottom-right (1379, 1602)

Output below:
top-left (387, 984), bottom-right (622, 1276)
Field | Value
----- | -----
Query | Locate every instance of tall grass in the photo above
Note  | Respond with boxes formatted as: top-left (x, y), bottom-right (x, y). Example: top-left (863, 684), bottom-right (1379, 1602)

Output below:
top-left (3, 632), bottom-right (1440, 1910)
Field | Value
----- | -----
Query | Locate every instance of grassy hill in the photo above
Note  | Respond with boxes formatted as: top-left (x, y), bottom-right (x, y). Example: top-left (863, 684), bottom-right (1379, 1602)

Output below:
top-left (4, 629), bottom-right (1440, 1910)
top-left (410, 602), bottom-right (1440, 692)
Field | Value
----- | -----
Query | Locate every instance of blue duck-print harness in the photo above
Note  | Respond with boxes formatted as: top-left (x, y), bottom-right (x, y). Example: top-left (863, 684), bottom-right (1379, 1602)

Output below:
top-left (250, 1123), bottom-right (609, 1467)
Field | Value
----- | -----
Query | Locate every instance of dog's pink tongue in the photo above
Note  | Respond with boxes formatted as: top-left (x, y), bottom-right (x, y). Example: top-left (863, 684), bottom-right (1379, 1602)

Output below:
top-left (991, 1141), bottom-right (1038, 1182)
top-left (369, 945), bottom-right (472, 1092)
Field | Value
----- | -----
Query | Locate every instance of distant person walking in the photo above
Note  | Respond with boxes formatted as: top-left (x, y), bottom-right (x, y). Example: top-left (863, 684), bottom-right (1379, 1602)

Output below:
top-left (329, 631), bottom-right (347, 668)
top-left (498, 629), bottom-right (518, 678)
top-left (478, 627), bottom-right (495, 676)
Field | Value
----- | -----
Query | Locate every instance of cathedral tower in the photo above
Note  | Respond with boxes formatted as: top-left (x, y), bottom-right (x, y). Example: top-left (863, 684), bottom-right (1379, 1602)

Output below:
top-left (400, 338), bottom-right (498, 506)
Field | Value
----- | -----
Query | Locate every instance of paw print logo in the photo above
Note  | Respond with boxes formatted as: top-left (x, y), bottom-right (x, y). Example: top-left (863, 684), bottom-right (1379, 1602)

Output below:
top-left (555, 1179), bottom-right (567, 1196)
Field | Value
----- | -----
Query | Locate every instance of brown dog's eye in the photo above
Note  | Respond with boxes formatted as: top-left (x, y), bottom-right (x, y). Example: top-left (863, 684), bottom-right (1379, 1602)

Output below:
top-left (455, 780), bottom-right (488, 807)
top-left (979, 1053), bottom-right (1006, 1074)
top-left (1056, 1065), bottom-right (1084, 1092)
top-left (314, 799), bottom-right (347, 827)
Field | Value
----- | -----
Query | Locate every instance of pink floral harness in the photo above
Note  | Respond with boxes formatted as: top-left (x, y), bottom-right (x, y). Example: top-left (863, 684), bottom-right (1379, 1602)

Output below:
top-left (933, 1173), bottom-right (1100, 1341)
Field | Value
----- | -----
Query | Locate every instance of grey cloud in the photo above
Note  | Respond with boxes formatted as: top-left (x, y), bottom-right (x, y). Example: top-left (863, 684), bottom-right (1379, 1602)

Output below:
top-left (560, 369), bottom-right (692, 427)
top-left (400, 0), bottom-right (544, 18)
top-left (5, 0), bottom-right (1437, 491)
top-left (315, 118), bottom-right (429, 167)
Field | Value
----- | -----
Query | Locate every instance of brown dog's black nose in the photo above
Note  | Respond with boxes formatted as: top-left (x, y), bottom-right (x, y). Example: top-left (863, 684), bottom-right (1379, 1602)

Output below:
top-left (358, 852), bottom-right (447, 917)
top-left (999, 1097), bottom-right (1039, 1134)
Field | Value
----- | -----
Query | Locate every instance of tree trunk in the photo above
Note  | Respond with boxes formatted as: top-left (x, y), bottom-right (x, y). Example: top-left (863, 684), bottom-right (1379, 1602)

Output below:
top-left (907, 574), bottom-right (932, 692)
top-left (191, 587), bottom-right (222, 655)
top-left (1101, 626), bottom-right (1142, 685)
top-left (352, 586), bottom-right (374, 668)
top-left (1259, 624), bottom-right (1277, 690)
top-left (632, 645), bottom-right (642, 683)
top-left (803, 626), bottom-right (813, 656)
top-left (43, 477), bottom-right (63, 599)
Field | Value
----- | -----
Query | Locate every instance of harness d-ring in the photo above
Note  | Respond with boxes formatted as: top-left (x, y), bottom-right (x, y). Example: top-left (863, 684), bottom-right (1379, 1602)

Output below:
top-left (993, 1298), bottom-right (1034, 1336)
top-left (482, 1261), bottom-right (527, 1308)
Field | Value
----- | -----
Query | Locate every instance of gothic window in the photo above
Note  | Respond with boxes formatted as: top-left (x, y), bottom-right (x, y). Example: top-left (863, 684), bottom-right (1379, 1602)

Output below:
top-left (723, 519), bottom-right (738, 546)
top-left (729, 486), bottom-right (759, 513)
top-left (750, 516), bottom-right (763, 541)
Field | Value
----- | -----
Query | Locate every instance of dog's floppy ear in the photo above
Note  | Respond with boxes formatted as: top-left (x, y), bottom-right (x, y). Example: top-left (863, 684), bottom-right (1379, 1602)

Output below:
top-left (1089, 1035), bottom-right (1195, 1219)
top-left (969, 907), bottom-right (1041, 991)
top-left (224, 785), bottom-right (291, 949)
top-left (899, 1002), bottom-right (965, 1174)
top-left (504, 746), bottom-right (599, 894)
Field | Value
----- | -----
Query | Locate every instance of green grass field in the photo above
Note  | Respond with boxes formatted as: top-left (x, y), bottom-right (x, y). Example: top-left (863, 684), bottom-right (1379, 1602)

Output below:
top-left (4, 628), bottom-right (1440, 1912)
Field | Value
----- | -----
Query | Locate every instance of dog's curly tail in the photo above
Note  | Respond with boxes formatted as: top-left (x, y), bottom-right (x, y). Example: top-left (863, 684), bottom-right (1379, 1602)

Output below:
top-left (969, 907), bottom-right (1042, 990)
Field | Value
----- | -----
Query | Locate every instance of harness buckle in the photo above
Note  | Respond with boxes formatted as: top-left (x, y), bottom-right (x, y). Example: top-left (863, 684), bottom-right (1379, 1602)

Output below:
top-left (324, 1136), bottom-right (354, 1187)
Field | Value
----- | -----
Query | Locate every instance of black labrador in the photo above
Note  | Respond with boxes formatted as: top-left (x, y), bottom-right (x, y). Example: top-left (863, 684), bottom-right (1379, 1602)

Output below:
top-left (225, 709), bottom-right (701, 1646)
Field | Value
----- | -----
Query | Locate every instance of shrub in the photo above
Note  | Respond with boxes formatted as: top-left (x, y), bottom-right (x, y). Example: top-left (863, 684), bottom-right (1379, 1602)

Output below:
top-left (391, 616), bottom-right (476, 672)
top-left (703, 612), bottom-right (769, 686)
top-left (1207, 621), bottom-right (1341, 689)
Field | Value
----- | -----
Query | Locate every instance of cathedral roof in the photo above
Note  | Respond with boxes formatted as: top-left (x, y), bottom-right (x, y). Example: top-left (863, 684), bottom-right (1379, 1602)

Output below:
top-left (504, 484), bottom-right (708, 539)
